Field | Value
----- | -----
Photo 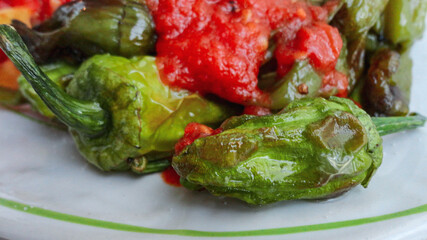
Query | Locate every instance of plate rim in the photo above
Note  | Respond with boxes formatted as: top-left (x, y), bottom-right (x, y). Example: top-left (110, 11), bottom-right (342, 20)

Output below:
top-left (1, 197), bottom-right (426, 237)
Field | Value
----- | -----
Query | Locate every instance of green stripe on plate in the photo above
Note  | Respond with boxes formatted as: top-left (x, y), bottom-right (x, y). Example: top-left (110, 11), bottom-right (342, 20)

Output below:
top-left (0, 197), bottom-right (426, 237)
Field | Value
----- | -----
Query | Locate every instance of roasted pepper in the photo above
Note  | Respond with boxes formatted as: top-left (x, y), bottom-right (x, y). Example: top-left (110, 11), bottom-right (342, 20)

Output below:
top-left (363, 48), bottom-right (412, 117)
top-left (12, 0), bottom-right (156, 64)
top-left (268, 42), bottom-right (349, 110)
top-left (331, 0), bottom-right (389, 91)
top-left (0, 25), bottom-right (237, 174)
top-left (173, 97), bottom-right (425, 205)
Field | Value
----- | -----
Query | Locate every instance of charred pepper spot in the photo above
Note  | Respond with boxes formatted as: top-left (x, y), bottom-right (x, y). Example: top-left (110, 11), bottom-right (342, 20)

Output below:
top-left (195, 133), bottom-right (259, 168)
top-left (307, 111), bottom-right (368, 153)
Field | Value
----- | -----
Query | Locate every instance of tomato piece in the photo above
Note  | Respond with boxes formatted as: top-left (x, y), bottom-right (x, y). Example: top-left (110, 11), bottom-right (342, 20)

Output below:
top-left (175, 123), bottom-right (223, 155)
top-left (161, 167), bottom-right (182, 187)
top-left (243, 106), bottom-right (272, 116)
top-left (322, 70), bottom-right (349, 98)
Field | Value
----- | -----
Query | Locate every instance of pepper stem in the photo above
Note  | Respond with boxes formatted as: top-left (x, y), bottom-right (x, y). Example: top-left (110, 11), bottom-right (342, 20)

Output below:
top-left (372, 114), bottom-right (426, 136)
top-left (0, 24), bottom-right (108, 137)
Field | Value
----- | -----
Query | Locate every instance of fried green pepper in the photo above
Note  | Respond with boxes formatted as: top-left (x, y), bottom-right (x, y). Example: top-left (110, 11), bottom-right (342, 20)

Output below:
top-left (268, 61), bottom-right (322, 110)
top-left (331, 0), bottom-right (389, 91)
top-left (268, 43), bottom-right (348, 110)
top-left (18, 61), bottom-right (77, 118)
top-left (384, 0), bottom-right (427, 48)
top-left (335, 0), bottom-right (390, 39)
top-left (363, 48), bottom-right (412, 116)
top-left (12, 0), bottom-right (156, 64)
top-left (174, 97), bottom-right (425, 205)
top-left (0, 25), bottom-right (237, 174)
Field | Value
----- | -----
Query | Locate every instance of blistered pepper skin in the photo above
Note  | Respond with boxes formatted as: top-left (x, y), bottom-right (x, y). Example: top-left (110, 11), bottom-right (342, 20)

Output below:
top-left (173, 97), bottom-right (383, 205)
top-left (67, 55), bottom-right (236, 172)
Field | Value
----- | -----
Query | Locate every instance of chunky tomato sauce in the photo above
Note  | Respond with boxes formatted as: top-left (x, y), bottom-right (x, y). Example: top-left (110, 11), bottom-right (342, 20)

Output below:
top-left (147, 0), bottom-right (348, 106)
top-left (0, 0), bottom-right (71, 23)
top-left (161, 166), bottom-right (182, 187)
top-left (175, 123), bottom-right (223, 155)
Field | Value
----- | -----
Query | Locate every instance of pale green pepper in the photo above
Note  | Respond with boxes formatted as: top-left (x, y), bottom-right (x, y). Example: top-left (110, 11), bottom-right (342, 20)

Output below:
top-left (0, 25), bottom-right (237, 174)
top-left (384, 0), bottom-right (427, 48)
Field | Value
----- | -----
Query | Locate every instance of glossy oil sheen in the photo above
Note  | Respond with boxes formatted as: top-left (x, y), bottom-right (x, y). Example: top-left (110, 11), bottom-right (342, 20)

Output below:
top-left (173, 97), bottom-right (383, 205)
top-left (66, 55), bottom-right (236, 172)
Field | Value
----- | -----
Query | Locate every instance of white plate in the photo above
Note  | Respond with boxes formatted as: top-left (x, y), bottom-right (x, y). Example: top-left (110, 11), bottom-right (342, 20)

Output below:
top-left (0, 31), bottom-right (426, 240)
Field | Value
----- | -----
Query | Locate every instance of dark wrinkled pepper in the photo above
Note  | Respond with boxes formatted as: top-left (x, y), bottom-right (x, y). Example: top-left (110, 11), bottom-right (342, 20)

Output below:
top-left (362, 48), bottom-right (412, 117)
top-left (331, 0), bottom-right (390, 91)
top-left (173, 97), bottom-right (425, 205)
top-left (0, 25), bottom-right (237, 174)
top-left (12, 0), bottom-right (156, 64)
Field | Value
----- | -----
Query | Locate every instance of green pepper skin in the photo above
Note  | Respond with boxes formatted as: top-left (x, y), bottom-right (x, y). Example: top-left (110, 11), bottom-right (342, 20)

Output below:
top-left (332, 0), bottom-right (389, 91)
top-left (363, 48), bottom-right (412, 117)
top-left (268, 61), bottom-right (322, 110)
top-left (268, 43), bottom-right (348, 110)
top-left (12, 0), bottom-right (156, 64)
top-left (18, 62), bottom-right (77, 118)
top-left (67, 55), bottom-right (237, 172)
top-left (334, 0), bottom-right (389, 40)
top-left (384, 0), bottom-right (427, 48)
top-left (173, 97), bottom-right (382, 205)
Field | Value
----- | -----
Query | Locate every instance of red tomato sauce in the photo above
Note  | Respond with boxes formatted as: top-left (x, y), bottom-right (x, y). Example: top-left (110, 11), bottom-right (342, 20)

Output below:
top-left (175, 123), bottom-right (223, 155)
top-left (161, 166), bottom-right (182, 187)
top-left (147, 0), bottom-right (348, 106)
top-left (0, 0), bottom-right (71, 23)
top-left (243, 105), bottom-right (271, 116)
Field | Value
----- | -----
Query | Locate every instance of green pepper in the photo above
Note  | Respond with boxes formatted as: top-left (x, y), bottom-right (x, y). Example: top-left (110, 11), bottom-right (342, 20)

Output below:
top-left (363, 48), bottom-right (412, 116)
top-left (268, 61), bottom-right (322, 110)
top-left (173, 97), bottom-right (425, 205)
top-left (18, 62), bottom-right (77, 118)
top-left (384, 0), bottom-right (427, 48)
top-left (0, 25), bottom-right (237, 174)
top-left (12, 0), bottom-right (156, 64)
top-left (333, 0), bottom-right (389, 40)
top-left (331, 0), bottom-right (389, 91)
top-left (268, 42), bottom-right (348, 110)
